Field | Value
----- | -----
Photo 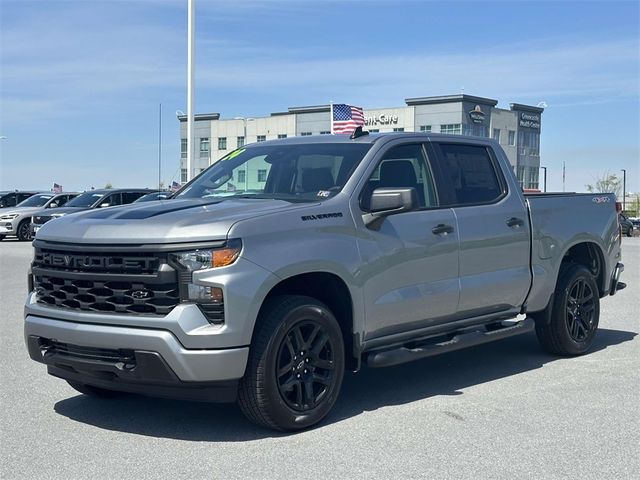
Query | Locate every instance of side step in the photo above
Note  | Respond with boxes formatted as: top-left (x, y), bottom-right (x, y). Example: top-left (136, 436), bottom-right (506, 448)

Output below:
top-left (366, 318), bottom-right (535, 368)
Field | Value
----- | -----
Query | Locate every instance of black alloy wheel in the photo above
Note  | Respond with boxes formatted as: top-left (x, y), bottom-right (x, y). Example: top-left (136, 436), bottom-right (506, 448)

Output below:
top-left (17, 220), bottom-right (31, 241)
top-left (276, 320), bottom-right (336, 412)
top-left (238, 295), bottom-right (345, 431)
top-left (535, 263), bottom-right (600, 356)
top-left (565, 278), bottom-right (596, 342)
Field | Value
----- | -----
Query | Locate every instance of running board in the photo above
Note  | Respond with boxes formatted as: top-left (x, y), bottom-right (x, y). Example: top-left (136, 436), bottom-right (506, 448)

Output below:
top-left (366, 317), bottom-right (535, 368)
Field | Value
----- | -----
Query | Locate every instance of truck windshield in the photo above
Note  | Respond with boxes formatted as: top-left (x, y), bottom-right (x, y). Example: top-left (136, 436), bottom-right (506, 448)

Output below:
top-left (65, 192), bottom-right (106, 208)
top-left (175, 143), bottom-right (372, 202)
top-left (16, 194), bottom-right (54, 207)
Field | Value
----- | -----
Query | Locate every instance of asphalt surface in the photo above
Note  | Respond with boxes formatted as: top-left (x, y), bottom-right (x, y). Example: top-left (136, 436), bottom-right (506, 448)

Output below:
top-left (1, 238), bottom-right (638, 479)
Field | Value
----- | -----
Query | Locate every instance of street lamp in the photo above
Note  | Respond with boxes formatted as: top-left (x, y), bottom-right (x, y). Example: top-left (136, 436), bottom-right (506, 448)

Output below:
top-left (540, 166), bottom-right (547, 192)
top-left (621, 169), bottom-right (626, 212)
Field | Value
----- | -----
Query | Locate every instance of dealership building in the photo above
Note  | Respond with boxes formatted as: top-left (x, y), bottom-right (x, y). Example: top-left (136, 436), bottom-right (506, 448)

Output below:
top-left (178, 93), bottom-right (543, 190)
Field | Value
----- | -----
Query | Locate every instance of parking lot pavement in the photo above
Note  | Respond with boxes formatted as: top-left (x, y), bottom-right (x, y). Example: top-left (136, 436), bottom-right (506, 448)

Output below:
top-left (1, 238), bottom-right (638, 480)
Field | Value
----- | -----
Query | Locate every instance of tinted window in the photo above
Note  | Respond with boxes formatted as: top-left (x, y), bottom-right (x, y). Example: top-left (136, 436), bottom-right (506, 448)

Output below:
top-left (436, 144), bottom-right (503, 205)
top-left (66, 192), bottom-right (106, 208)
top-left (17, 193), bottom-right (55, 207)
top-left (18, 193), bottom-right (33, 203)
top-left (122, 192), bottom-right (146, 204)
top-left (0, 193), bottom-right (17, 207)
top-left (361, 143), bottom-right (437, 211)
top-left (101, 193), bottom-right (122, 207)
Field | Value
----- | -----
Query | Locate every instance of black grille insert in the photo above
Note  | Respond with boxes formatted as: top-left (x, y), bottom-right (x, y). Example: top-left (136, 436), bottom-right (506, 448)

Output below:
top-left (41, 339), bottom-right (136, 365)
top-left (35, 275), bottom-right (180, 315)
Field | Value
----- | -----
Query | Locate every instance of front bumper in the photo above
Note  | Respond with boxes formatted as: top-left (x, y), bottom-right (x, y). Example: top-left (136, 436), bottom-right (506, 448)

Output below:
top-left (25, 315), bottom-right (248, 401)
top-left (0, 221), bottom-right (16, 234)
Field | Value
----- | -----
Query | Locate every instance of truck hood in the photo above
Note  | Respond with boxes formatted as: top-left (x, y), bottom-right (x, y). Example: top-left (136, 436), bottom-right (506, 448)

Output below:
top-left (36, 198), bottom-right (314, 244)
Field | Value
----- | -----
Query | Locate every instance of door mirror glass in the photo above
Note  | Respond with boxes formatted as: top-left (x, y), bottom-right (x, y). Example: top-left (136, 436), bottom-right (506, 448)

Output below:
top-left (363, 187), bottom-right (418, 229)
top-left (99, 202), bottom-right (110, 208)
top-left (48, 202), bottom-right (58, 208)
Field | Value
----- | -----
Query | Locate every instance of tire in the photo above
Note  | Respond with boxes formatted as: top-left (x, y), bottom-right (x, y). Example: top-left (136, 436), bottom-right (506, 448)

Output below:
top-left (238, 295), bottom-right (345, 431)
top-left (627, 228), bottom-right (634, 238)
top-left (535, 263), bottom-right (600, 356)
top-left (66, 380), bottom-right (122, 398)
top-left (0, 235), bottom-right (5, 241)
top-left (16, 220), bottom-right (31, 241)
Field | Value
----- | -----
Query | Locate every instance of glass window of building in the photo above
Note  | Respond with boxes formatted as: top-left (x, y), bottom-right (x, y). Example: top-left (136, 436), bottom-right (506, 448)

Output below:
top-left (257, 169), bottom-right (267, 182)
top-left (420, 125), bottom-right (432, 132)
top-left (463, 125), bottom-right (488, 137)
top-left (257, 135), bottom-right (266, 142)
top-left (237, 170), bottom-right (246, 183)
top-left (369, 129), bottom-right (379, 133)
top-left (393, 127), bottom-right (405, 132)
top-left (237, 136), bottom-right (245, 148)
top-left (277, 134), bottom-right (287, 139)
top-left (440, 124), bottom-right (462, 135)
top-left (320, 131), bottom-right (331, 135)
top-left (516, 165), bottom-right (525, 186)
top-left (508, 130), bottom-right (516, 146)
top-left (218, 137), bottom-right (227, 150)
top-left (180, 139), bottom-right (187, 158)
top-left (493, 128), bottom-right (501, 143)
top-left (300, 132), bottom-right (312, 136)
top-left (526, 167), bottom-right (539, 190)
top-left (200, 137), bottom-right (210, 157)
top-left (181, 168), bottom-right (187, 183)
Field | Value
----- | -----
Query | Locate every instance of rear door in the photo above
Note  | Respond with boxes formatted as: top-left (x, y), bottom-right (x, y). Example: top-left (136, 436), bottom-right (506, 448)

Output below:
top-left (430, 141), bottom-right (530, 317)
top-left (355, 142), bottom-right (460, 340)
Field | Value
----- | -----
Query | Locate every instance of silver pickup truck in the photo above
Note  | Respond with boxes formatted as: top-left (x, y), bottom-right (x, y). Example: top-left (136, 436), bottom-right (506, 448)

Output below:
top-left (24, 132), bottom-right (626, 431)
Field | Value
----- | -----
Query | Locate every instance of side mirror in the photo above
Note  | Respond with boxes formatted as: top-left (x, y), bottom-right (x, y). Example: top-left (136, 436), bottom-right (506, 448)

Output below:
top-left (100, 202), bottom-right (110, 208)
top-left (48, 202), bottom-right (58, 208)
top-left (363, 187), bottom-right (418, 230)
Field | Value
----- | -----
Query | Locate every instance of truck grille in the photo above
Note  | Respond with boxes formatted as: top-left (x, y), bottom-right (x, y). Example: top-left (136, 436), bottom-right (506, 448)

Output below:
top-left (32, 246), bottom-right (180, 316)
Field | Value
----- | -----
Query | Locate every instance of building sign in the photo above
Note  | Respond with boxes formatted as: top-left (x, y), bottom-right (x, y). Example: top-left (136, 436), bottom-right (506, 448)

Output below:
top-left (365, 114), bottom-right (399, 126)
top-left (468, 105), bottom-right (486, 124)
top-left (519, 112), bottom-right (540, 129)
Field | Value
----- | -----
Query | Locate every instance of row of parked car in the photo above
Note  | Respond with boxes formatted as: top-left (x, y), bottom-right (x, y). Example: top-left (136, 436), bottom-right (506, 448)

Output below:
top-left (0, 189), bottom-right (170, 241)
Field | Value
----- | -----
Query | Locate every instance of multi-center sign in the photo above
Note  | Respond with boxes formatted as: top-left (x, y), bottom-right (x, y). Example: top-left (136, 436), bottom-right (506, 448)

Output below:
top-left (519, 112), bottom-right (540, 129)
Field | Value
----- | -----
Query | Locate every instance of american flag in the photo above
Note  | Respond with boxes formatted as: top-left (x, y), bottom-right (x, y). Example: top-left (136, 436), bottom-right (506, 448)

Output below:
top-left (52, 183), bottom-right (63, 193)
top-left (331, 103), bottom-right (365, 134)
top-left (170, 181), bottom-right (182, 192)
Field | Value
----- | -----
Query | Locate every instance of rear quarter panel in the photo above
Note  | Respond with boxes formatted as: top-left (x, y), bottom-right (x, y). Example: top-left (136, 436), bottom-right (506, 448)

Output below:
top-left (525, 193), bottom-right (620, 312)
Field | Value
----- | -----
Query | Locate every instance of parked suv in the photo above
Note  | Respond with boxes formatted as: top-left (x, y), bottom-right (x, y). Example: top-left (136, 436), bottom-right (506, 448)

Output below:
top-left (25, 133), bottom-right (625, 431)
top-left (0, 191), bottom-right (39, 209)
top-left (0, 192), bottom-right (78, 241)
top-left (30, 188), bottom-right (154, 235)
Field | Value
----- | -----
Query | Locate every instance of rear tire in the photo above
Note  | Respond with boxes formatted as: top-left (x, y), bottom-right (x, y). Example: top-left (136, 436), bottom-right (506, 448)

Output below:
top-left (238, 295), bottom-right (345, 431)
top-left (535, 263), bottom-right (599, 356)
top-left (0, 234), bottom-right (5, 241)
top-left (66, 380), bottom-right (122, 398)
top-left (17, 220), bottom-right (31, 241)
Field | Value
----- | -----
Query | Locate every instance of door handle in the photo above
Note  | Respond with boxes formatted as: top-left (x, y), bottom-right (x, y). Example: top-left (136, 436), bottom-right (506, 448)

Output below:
top-left (506, 217), bottom-right (525, 228)
top-left (432, 224), bottom-right (454, 235)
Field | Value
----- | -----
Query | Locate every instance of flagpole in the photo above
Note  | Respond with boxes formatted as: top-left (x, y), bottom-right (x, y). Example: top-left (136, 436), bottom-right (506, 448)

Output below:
top-left (330, 102), bottom-right (334, 135)
top-left (158, 103), bottom-right (162, 192)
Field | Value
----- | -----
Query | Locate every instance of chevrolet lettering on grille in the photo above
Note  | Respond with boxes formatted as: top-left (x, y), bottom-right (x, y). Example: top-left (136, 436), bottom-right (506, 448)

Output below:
top-left (38, 252), bottom-right (157, 272)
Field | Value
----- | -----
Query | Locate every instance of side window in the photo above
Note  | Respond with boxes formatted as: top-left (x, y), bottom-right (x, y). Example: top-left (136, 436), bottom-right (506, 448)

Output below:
top-left (436, 143), bottom-right (504, 206)
top-left (18, 193), bottom-right (31, 203)
top-left (361, 143), bottom-right (437, 211)
top-left (122, 192), bottom-right (145, 204)
top-left (3, 193), bottom-right (17, 207)
top-left (101, 193), bottom-right (122, 207)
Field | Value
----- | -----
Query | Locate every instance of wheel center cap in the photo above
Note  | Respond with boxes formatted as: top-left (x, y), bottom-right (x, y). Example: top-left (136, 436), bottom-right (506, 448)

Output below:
top-left (296, 360), bottom-right (305, 371)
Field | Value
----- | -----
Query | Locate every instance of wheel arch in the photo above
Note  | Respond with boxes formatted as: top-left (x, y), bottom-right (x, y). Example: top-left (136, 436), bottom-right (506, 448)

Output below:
top-left (253, 271), bottom-right (359, 371)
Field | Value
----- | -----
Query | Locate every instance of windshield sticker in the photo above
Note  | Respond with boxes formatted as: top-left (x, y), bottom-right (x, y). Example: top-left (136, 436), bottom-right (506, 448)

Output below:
top-left (223, 149), bottom-right (245, 161)
top-left (301, 212), bottom-right (343, 221)
top-left (317, 190), bottom-right (331, 198)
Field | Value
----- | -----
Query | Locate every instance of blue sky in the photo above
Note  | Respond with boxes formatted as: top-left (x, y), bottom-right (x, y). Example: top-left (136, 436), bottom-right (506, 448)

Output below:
top-left (0, 0), bottom-right (638, 193)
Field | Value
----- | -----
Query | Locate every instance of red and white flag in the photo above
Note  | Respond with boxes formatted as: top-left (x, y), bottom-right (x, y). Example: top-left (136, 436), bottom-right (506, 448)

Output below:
top-left (331, 103), bottom-right (365, 134)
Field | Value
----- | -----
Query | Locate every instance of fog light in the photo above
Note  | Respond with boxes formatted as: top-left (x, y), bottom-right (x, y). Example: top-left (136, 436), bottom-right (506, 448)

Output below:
top-left (187, 284), bottom-right (223, 303)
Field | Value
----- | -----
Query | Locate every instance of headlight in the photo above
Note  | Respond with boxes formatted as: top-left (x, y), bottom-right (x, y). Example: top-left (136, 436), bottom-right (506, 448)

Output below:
top-left (169, 239), bottom-right (242, 271)
top-left (0, 214), bottom-right (18, 220)
top-left (51, 213), bottom-right (66, 219)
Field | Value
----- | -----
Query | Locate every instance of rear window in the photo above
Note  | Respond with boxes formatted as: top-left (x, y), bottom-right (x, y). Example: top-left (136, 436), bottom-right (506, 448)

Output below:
top-left (436, 144), bottom-right (504, 205)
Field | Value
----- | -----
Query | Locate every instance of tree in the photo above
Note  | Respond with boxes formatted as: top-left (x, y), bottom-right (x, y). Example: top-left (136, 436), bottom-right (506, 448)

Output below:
top-left (585, 172), bottom-right (622, 198)
top-left (104, 182), bottom-right (113, 189)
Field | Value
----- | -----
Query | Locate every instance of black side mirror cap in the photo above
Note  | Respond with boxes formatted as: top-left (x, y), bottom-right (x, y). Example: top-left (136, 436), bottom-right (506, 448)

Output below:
top-left (363, 187), bottom-right (418, 230)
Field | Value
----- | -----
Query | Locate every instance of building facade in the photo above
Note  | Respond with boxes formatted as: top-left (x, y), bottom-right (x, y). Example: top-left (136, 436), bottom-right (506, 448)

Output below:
top-left (179, 94), bottom-right (543, 189)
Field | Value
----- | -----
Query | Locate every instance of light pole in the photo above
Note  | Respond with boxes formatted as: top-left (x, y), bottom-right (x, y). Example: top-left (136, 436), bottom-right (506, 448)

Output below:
top-left (621, 169), bottom-right (626, 212)
top-left (540, 166), bottom-right (547, 192)
top-left (186, 0), bottom-right (195, 182)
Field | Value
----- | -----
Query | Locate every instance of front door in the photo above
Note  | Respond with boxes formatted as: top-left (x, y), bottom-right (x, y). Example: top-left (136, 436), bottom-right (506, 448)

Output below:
top-left (355, 143), bottom-right (460, 341)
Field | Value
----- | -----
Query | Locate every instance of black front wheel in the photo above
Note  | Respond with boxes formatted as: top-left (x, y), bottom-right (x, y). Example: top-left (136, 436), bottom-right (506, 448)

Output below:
top-left (17, 220), bottom-right (31, 241)
top-left (535, 263), bottom-right (600, 356)
top-left (238, 295), bottom-right (345, 431)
